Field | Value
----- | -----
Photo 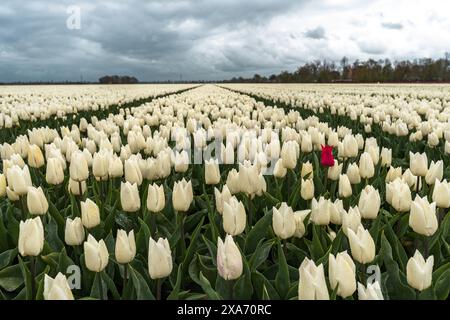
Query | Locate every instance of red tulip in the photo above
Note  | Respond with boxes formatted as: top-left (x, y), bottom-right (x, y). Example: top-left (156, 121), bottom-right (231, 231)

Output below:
top-left (321, 145), bottom-right (335, 167)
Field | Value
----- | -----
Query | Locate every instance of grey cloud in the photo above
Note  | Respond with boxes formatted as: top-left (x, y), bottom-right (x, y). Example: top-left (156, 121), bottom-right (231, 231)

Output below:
top-left (381, 22), bottom-right (403, 29)
top-left (357, 41), bottom-right (386, 55)
top-left (304, 26), bottom-right (326, 39)
top-left (0, 0), bottom-right (447, 82)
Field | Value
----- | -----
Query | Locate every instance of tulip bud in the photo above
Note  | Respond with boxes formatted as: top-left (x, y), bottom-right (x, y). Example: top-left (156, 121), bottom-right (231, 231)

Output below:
top-left (409, 152), bottom-right (428, 177)
top-left (298, 258), bottom-right (329, 300)
top-left (433, 179), bottom-right (450, 208)
top-left (301, 134), bottom-right (313, 153)
top-left (338, 174), bottom-right (352, 198)
top-left (357, 281), bottom-right (384, 300)
top-left (84, 234), bottom-right (109, 272)
top-left (409, 195), bottom-right (438, 236)
top-left (358, 185), bottom-right (380, 219)
top-left (273, 159), bottom-right (287, 178)
top-left (310, 197), bottom-right (331, 225)
top-left (327, 160), bottom-right (342, 181)
top-left (342, 206), bottom-right (361, 236)
top-left (226, 169), bottom-right (240, 194)
top-left (407, 250), bottom-right (433, 291)
top-left (223, 196), bottom-right (246, 236)
top-left (386, 166), bottom-right (402, 182)
top-left (18, 217), bottom-right (44, 256)
top-left (92, 151), bottom-right (110, 180)
top-left (301, 161), bottom-right (313, 179)
top-left (27, 186), bottom-right (48, 215)
top-left (69, 151), bottom-right (89, 182)
top-left (330, 199), bottom-right (344, 225)
top-left (146, 183), bottom-right (165, 213)
top-left (386, 178), bottom-right (412, 212)
top-left (172, 179), bottom-right (193, 212)
top-left (108, 156), bottom-right (123, 178)
top-left (272, 202), bottom-right (296, 239)
top-left (0, 173), bottom-right (6, 197)
top-left (28, 145), bottom-right (45, 168)
top-left (80, 199), bottom-right (100, 229)
top-left (347, 226), bottom-right (375, 264)
top-left (346, 163), bottom-right (361, 184)
top-left (427, 132), bottom-right (439, 147)
top-left (124, 158), bottom-right (143, 186)
top-left (120, 181), bottom-right (141, 212)
top-left (46, 158), bottom-right (64, 185)
top-left (293, 210), bottom-right (310, 238)
top-left (65, 217), bottom-right (85, 246)
top-left (174, 150), bottom-right (189, 173)
top-left (281, 141), bottom-right (298, 169)
top-left (342, 135), bottom-right (358, 158)
top-left (6, 165), bottom-right (32, 196)
top-left (44, 273), bottom-right (74, 300)
top-left (205, 159), bottom-right (220, 185)
top-left (329, 251), bottom-right (356, 298)
top-left (238, 162), bottom-right (261, 196)
top-left (300, 178), bottom-right (314, 200)
top-left (380, 147), bottom-right (392, 167)
top-left (425, 160), bottom-right (443, 185)
top-left (148, 237), bottom-right (173, 279)
top-left (115, 230), bottom-right (136, 264)
top-left (366, 145), bottom-right (380, 165)
top-left (359, 152), bottom-right (374, 179)
top-left (217, 235), bottom-right (243, 280)
top-left (214, 186), bottom-right (232, 215)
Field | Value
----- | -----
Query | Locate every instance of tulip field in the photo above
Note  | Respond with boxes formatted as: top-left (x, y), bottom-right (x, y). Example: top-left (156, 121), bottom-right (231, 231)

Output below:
top-left (0, 83), bottom-right (449, 300)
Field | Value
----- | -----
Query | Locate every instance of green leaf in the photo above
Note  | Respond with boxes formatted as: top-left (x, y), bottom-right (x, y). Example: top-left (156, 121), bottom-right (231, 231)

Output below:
top-left (380, 233), bottom-right (416, 299)
top-left (308, 224), bottom-right (325, 260)
top-left (0, 248), bottom-right (18, 270)
top-left (0, 264), bottom-right (23, 292)
top-left (251, 271), bottom-right (280, 300)
top-left (384, 220), bottom-right (408, 271)
top-left (167, 263), bottom-right (183, 300)
top-left (18, 256), bottom-right (33, 300)
top-left (48, 200), bottom-right (65, 237)
top-left (331, 228), bottom-right (345, 255)
top-left (434, 269), bottom-right (450, 300)
top-left (0, 215), bottom-right (9, 252)
top-left (199, 271), bottom-right (222, 300)
top-left (249, 239), bottom-right (274, 271)
top-left (244, 210), bottom-right (273, 254)
top-left (202, 235), bottom-right (217, 266)
top-left (181, 217), bottom-right (205, 277)
top-left (101, 271), bottom-right (121, 300)
top-left (128, 265), bottom-right (155, 300)
top-left (263, 192), bottom-right (280, 207)
top-left (275, 241), bottom-right (290, 299)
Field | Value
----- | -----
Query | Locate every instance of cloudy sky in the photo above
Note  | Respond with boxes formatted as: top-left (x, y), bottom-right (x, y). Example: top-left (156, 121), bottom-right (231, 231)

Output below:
top-left (1, 0), bottom-right (449, 82)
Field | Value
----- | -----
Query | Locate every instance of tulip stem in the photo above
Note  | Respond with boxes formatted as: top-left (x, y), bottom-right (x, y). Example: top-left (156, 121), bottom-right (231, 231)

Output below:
top-left (123, 264), bottom-right (128, 293)
top-left (149, 213), bottom-right (157, 237)
top-left (156, 278), bottom-right (162, 300)
top-left (78, 181), bottom-right (83, 199)
top-left (99, 271), bottom-right (106, 300)
top-left (423, 236), bottom-right (429, 258)
top-left (20, 196), bottom-right (28, 220)
top-left (416, 176), bottom-right (420, 195)
top-left (29, 256), bottom-right (36, 300)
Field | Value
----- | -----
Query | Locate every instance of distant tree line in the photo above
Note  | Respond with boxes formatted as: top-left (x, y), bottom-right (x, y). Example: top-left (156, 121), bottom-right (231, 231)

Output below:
top-left (225, 55), bottom-right (450, 83)
top-left (99, 75), bottom-right (139, 84)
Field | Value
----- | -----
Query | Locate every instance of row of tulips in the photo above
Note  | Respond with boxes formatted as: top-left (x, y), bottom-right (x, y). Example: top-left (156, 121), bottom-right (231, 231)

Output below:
top-left (0, 84), bottom-right (449, 300)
